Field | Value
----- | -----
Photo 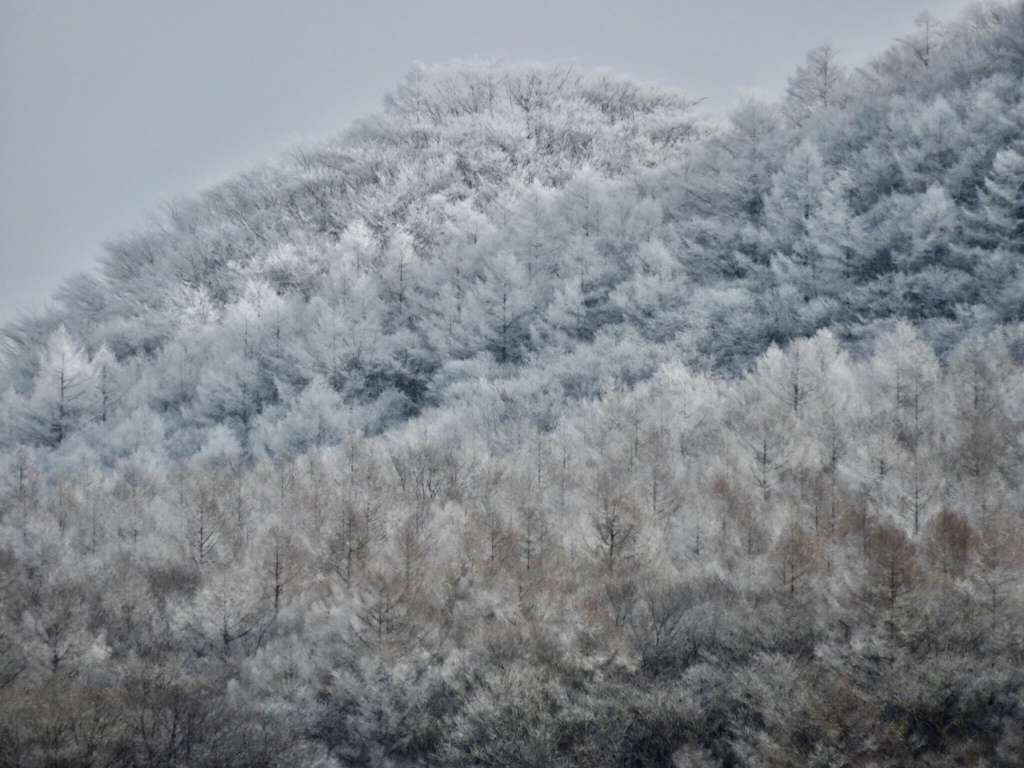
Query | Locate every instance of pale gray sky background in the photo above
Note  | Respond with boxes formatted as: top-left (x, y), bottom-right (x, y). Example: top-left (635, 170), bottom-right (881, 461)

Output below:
top-left (0, 0), bottom-right (973, 324)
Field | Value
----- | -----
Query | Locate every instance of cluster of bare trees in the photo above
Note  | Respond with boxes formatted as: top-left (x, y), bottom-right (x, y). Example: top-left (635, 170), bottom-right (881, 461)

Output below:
top-left (1, 326), bottom-right (1022, 766)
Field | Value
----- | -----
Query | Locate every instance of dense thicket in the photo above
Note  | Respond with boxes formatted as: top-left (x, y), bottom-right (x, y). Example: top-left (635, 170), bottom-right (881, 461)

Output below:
top-left (3, 3), bottom-right (1024, 466)
top-left (2, 327), bottom-right (1023, 766)
top-left (2, 3), bottom-right (1024, 766)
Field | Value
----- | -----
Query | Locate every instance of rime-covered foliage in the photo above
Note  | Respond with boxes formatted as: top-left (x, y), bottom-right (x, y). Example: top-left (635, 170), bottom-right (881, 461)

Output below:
top-left (3, 5), bottom-right (1024, 465)
top-left (3, 4), bottom-right (1024, 766)
top-left (2, 328), bottom-right (1023, 766)
top-left (1, 63), bottom-right (708, 464)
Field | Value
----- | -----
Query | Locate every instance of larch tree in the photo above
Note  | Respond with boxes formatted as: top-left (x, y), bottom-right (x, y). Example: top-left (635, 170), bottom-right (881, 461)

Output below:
top-left (20, 327), bottom-right (95, 448)
top-left (896, 11), bottom-right (945, 68)
top-left (976, 147), bottom-right (1024, 252)
top-left (784, 43), bottom-right (848, 126)
top-left (866, 323), bottom-right (943, 535)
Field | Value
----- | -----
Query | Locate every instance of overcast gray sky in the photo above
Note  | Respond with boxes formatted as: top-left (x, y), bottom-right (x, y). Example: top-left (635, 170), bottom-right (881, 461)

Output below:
top-left (0, 0), bottom-right (973, 325)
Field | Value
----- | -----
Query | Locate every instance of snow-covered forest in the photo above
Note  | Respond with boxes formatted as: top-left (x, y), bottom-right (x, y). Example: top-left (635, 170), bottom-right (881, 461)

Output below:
top-left (2, 2), bottom-right (1024, 766)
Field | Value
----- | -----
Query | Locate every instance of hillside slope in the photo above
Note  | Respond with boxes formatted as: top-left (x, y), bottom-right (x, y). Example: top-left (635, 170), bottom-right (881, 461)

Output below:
top-left (1, 5), bottom-right (1024, 767)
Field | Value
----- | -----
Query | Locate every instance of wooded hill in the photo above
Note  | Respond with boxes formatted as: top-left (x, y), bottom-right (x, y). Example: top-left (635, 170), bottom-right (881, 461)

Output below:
top-left (2, 3), bottom-right (1024, 467)
top-left (1, 2), bottom-right (1024, 766)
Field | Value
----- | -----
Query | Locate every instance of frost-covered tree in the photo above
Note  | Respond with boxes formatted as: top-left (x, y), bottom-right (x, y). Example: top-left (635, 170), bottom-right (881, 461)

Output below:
top-left (976, 146), bottom-right (1024, 251)
top-left (19, 327), bottom-right (95, 447)
top-left (784, 44), bottom-right (848, 126)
